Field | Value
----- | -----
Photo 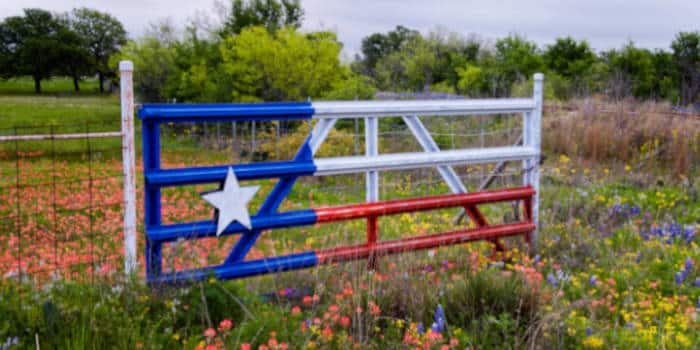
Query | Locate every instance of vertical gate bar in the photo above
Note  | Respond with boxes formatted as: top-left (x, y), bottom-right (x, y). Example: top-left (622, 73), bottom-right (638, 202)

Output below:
top-left (365, 116), bottom-right (378, 202)
top-left (119, 61), bottom-right (138, 275)
top-left (531, 73), bottom-right (543, 251)
top-left (367, 216), bottom-right (378, 269)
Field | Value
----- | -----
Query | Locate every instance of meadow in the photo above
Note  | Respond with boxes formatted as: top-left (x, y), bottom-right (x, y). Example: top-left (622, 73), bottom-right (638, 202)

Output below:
top-left (0, 78), bottom-right (699, 349)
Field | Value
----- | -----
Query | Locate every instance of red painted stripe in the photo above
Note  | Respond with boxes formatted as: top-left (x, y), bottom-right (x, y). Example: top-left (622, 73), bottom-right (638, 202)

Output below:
top-left (316, 222), bottom-right (535, 264)
top-left (315, 186), bottom-right (534, 223)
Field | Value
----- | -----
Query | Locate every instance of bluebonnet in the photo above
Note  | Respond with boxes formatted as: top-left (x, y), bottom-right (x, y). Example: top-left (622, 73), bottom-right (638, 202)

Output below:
top-left (694, 278), bottom-right (700, 287)
top-left (685, 258), bottom-right (693, 272)
top-left (635, 253), bottom-right (642, 263)
top-left (640, 223), bottom-right (697, 245)
top-left (589, 275), bottom-right (597, 286)
top-left (676, 271), bottom-right (686, 285)
top-left (417, 322), bottom-right (425, 334)
top-left (430, 304), bottom-right (446, 333)
top-left (546, 272), bottom-right (558, 287)
top-left (533, 254), bottom-right (541, 265)
top-left (585, 327), bottom-right (592, 336)
top-left (630, 205), bottom-right (641, 216)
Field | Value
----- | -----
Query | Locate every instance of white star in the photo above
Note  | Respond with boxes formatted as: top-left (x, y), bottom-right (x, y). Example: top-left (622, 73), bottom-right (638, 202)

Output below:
top-left (202, 167), bottom-right (259, 236)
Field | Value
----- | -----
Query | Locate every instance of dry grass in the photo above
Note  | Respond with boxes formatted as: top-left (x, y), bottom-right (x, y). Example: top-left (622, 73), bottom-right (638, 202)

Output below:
top-left (543, 98), bottom-right (700, 176)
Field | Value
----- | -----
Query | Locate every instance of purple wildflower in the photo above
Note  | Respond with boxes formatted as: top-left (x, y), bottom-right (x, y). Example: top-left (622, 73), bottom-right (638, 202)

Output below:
top-left (431, 304), bottom-right (446, 333)
top-left (676, 271), bottom-right (686, 285)
top-left (589, 275), bottom-right (597, 286)
top-left (585, 327), bottom-right (592, 336)
top-left (546, 272), bottom-right (558, 287)
top-left (635, 253), bottom-right (642, 263)
top-left (685, 258), bottom-right (693, 272)
top-left (533, 254), bottom-right (541, 265)
top-left (693, 278), bottom-right (700, 288)
top-left (417, 322), bottom-right (425, 334)
top-left (630, 205), bottom-right (641, 216)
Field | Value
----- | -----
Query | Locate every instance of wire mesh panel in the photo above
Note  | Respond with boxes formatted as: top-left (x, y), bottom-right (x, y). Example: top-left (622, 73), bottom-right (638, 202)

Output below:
top-left (0, 122), bottom-right (125, 283)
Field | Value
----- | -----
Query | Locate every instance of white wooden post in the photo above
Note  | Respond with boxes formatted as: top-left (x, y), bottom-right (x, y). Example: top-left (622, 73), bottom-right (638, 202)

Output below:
top-left (120, 60), bottom-right (138, 275)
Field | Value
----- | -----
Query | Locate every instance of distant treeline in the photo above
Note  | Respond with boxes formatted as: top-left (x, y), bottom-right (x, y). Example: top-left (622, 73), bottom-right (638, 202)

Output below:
top-left (1, 0), bottom-right (699, 106)
top-left (0, 8), bottom-right (126, 93)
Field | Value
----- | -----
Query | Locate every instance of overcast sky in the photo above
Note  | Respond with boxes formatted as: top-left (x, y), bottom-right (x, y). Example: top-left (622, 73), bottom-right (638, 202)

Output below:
top-left (2, 0), bottom-right (698, 58)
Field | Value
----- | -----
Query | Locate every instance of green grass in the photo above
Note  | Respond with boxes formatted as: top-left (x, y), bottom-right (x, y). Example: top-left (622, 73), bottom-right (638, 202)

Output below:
top-left (0, 76), bottom-right (102, 96)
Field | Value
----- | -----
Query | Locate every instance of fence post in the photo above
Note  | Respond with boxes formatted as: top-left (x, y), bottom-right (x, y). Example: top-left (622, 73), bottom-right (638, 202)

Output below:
top-left (120, 60), bottom-right (138, 275)
top-left (530, 73), bottom-right (543, 251)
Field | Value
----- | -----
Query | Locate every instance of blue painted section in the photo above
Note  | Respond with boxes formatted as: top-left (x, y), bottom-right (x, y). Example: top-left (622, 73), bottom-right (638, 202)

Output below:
top-left (145, 158), bottom-right (316, 187)
top-left (138, 102), bottom-right (314, 122)
top-left (138, 102), bottom-right (323, 283)
top-left (148, 252), bottom-right (319, 284)
top-left (142, 121), bottom-right (162, 277)
top-left (147, 209), bottom-right (318, 243)
top-left (225, 138), bottom-right (314, 264)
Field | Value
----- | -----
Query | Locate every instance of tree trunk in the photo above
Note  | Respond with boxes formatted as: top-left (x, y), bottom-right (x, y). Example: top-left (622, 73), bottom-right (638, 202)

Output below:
top-left (98, 71), bottom-right (105, 94)
top-left (73, 75), bottom-right (80, 92)
top-left (34, 77), bottom-right (41, 94)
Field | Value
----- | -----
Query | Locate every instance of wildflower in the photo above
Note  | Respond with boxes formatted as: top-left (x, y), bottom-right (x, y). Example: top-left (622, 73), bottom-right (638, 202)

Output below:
top-left (417, 322), bottom-right (425, 335)
top-left (204, 328), bottom-right (216, 339)
top-left (533, 254), bottom-right (541, 265)
top-left (431, 304), bottom-right (446, 333)
top-left (321, 326), bottom-right (333, 340)
top-left (589, 275), bottom-right (597, 286)
top-left (675, 271), bottom-right (686, 285)
top-left (694, 278), bottom-right (700, 287)
top-left (685, 258), bottom-right (694, 272)
top-left (218, 319), bottom-right (233, 331)
top-left (339, 316), bottom-right (351, 328)
top-left (291, 306), bottom-right (302, 315)
top-left (546, 272), bottom-right (558, 287)
top-left (240, 343), bottom-right (251, 350)
top-left (302, 295), bottom-right (313, 306)
top-left (585, 327), bottom-right (592, 336)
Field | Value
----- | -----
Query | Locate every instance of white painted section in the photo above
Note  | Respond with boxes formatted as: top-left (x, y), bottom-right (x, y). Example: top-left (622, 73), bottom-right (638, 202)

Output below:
top-left (309, 119), bottom-right (337, 154)
top-left (119, 60), bottom-right (138, 275)
top-left (313, 99), bottom-right (535, 118)
top-left (402, 115), bottom-right (467, 194)
top-left (529, 73), bottom-right (543, 249)
top-left (365, 117), bottom-right (379, 202)
top-left (314, 146), bottom-right (538, 176)
top-left (0, 132), bottom-right (122, 142)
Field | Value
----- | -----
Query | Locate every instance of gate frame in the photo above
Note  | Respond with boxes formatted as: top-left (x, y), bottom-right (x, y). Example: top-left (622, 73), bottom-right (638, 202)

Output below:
top-left (120, 60), bottom-right (542, 283)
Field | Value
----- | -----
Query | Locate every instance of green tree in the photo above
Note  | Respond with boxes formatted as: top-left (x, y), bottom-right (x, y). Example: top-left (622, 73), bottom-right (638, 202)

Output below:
top-left (359, 25), bottom-right (420, 77)
top-left (55, 18), bottom-right (91, 92)
top-left (221, 0), bottom-right (303, 36)
top-left (70, 8), bottom-right (127, 93)
top-left (220, 26), bottom-right (343, 101)
top-left (543, 37), bottom-right (596, 79)
top-left (114, 36), bottom-right (177, 101)
top-left (671, 31), bottom-right (700, 105)
top-left (601, 42), bottom-right (655, 99)
top-left (0, 9), bottom-right (64, 93)
top-left (492, 34), bottom-right (543, 96)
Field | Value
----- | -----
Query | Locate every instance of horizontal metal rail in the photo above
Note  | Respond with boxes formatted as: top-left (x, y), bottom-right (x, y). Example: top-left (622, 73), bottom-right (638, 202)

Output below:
top-left (314, 146), bottom-right (537, 176)
top-left (147, 186), bottom-right (534, 243)
top-left (312, 99), bottom-right (535, 118)
top-left (0, 131), bottom-right (122, 142)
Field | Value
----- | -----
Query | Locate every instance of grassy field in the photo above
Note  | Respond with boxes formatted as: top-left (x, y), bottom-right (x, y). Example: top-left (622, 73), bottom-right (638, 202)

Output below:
top-left (0, 77), bottom-right (102, 96)
top-left (1, 83), bottom-right (700, 349)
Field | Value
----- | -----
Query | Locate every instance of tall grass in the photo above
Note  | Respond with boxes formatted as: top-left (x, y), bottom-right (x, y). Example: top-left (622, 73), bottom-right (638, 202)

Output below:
top-left (544, 98), bottom-right (700, 175)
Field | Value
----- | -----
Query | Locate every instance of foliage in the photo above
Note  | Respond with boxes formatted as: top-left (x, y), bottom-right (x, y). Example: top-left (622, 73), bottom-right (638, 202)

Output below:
top-left (0, 9), bottom-right (66, 93)
top-left (220, 26), bottom-right (343, 101)
top-left (0, 8), bottom-right (126, 94)
top-left (114, 35), bottom-right (178, 102)
top-left (671, 31), bottom-right (700, 106)
top-left (220, 0), bottom-right (303, 36)
top-left (69, 8), bottom-right (127, 93)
